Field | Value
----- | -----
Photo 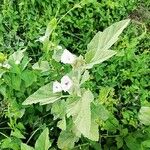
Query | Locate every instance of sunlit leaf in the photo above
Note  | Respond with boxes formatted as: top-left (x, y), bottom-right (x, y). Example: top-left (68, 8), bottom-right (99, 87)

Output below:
top-left (22, 83), bottom-right (61, 105)
top-left (35, 128), bottom-right (51, 150)
top-left (57, 130), bottom-right (78, 149)
top-left (21, 143), bottom-right (34, 150)
top-left (32, 61), bottom-right (50, 72)
top-left (85, 19), bottom-right (130, 68)
top-left (67, 90), bottom-right (94, 138)
top-left (8, 49), bottom-right (26, 65)
top-left (138, 106), bottom-right (150, 125)
top-left (85, 50), bottom-right (116, 69)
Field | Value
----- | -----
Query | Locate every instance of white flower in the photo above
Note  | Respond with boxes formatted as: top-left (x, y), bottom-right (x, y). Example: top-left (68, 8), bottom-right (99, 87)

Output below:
top-left (61, 49), bottom-right (76, 64)
top-left (53, 81), bottom-right (62, 93)
top-left (61, 75), bottom-right (73, 92)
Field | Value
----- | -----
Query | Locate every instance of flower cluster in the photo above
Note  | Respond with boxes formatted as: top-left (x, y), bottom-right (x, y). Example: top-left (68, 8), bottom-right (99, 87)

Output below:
top-left (53, 75), bottom-right (73, 93)
top-left (53, 49), bottom-right (76, 93)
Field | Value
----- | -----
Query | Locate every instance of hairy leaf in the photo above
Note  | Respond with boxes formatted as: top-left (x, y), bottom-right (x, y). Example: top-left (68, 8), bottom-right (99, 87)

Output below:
top-left (67, 90), bottom-right (94, 138)
top-left (57, 130), bottom-right (79, 149)
top-left (32, 61), bottom-right (50, 72)
top-left (35, 128), bottom-right (51, 150)
top-left (85, 19), bottom-right (130, 68)
top-left (22, 83), bottom-right (61, 105)
top-left (85, 50), bottom-right (116, 69)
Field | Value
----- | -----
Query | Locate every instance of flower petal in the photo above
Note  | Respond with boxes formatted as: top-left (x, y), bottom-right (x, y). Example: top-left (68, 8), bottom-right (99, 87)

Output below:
top-left (60, 49), bottom-right (76, 64)
top-left (61, 75), bottom-right (73, 92)
top-left (53, 81), bottom-right (62, 93)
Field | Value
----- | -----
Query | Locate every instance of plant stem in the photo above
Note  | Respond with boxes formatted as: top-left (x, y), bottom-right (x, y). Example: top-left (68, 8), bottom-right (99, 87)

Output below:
top-left (0, 132), bottom-right (9, 138)
top-left (57, 2), bottom-right (82, 24)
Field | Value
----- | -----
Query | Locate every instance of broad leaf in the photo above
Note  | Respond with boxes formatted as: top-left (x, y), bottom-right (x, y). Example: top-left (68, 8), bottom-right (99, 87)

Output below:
top-left (32, 61), bottom-right (50, 72)
top-left (22, 83), bottom-right (61, 105)
top-left (57, 130), bottom-right (79, 149)
top-left (21, 70), bottom-right (37, 87)
top-left (85, 50), bottom-right (116, 69)
top-left (88, 103), bottom-right (109, 141)
top-left (8, 49), bottom-right (26, 65)
top-left (138, 106), bottom-right (150, 125)
top-left (57, 117), bottom-right (66, 130)
top-left (67, 90), bottom-right (94, 138)
top-left (125, 135), bottom-right (141, 150)
top-left (142, 140), bottom-right (150, 148)
top-left (35, 128), bottom-right (51, 150)
top-left (51, 100), bottom-right (66, 120)
top-left (85, 19), bottom-right (130, 68)
top-left (11, 74), bottom-right (21, 91)
top-left (87, 19), bottom-right (130, 53)
top-left (88, 111), bottom-right (99, 141)
top-left (21, 143), bottom-right (34, 150)
top-left (11, 128), bottom-right (25, 139)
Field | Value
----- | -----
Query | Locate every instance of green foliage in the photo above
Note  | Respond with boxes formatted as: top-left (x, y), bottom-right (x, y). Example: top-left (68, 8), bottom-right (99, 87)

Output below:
top-left (22, 83), bottom-right (62, 105)
top-left (0, 0), bottom-right (149, 150)
top-left (35, 128), bottom-right (51, 150)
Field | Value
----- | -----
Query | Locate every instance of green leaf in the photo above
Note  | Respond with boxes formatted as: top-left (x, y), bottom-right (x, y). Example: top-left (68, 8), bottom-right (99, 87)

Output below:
top-left (41, 18), bottom-right (57, 44)
top-left (1, 137), bottom-right (20, 150)
top-left (51, 100), bottom-right (66, 120)
top-left (104, 115), bottom-right (119, 131)
top-left (8, 49), bottom-right (26, 65)
top-left (85, 19), bottom-right (130, 68)
top-left (32, 61), bottom-right (50, 73)
top-left (115, 137), bottom-right (123, 149)
top-left (11, 128), bottom-right (25, 139)
top-left (45, 18), bottom-right (57, 38)
top-left (138, 106), bottom-right (150, 125)
top-left (52, 48), bottom-right (64, 62)
top-left (88, 111), bottom-right (99, 141)
top-left (22, 83), bottom-right (61, 105)
top-left (87, 19), bottom-right (130, 52)
top-left (21, 70), bottom-right (37, 87)
top-left (67, 90), bottom-right (94, 138)
top-left (142, 140), bottom-right (150, 148)
top-left (86, 49), bottom-right (117, 69)
top-left (92, 102), bottom-right (109, 121)
top-left (57, 130), bottom-right (79, 149)
top-left (88, 103), bottom-right (109, 141)
top-left (35, 128), bottom-right (51, 150)
top-left (21, 143), bottom-right (34, 150)
top-left (80, 70), bottom-right (90, 85)
top-left (125, 135), bottom-right (141, 150)
top-left (11, 74), bottom-right (21, 91)
top-left (57, 117), bottom-right (66, 130)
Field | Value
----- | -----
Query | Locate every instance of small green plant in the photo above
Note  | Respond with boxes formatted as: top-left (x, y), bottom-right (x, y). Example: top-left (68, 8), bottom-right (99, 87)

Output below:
top-left (21, 19), bottom-right (130, 149)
